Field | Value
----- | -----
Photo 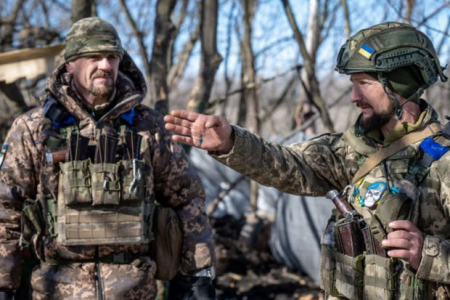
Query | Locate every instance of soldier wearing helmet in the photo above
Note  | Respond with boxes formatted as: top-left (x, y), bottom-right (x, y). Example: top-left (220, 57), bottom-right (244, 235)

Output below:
top-left (165, 22), bottom-right (450, 299)
top-left (0, 17), bottom-right (216, 299)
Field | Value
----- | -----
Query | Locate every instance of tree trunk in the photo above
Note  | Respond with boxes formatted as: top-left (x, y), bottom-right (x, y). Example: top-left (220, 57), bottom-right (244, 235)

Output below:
top-left (239, 0), bottom-right (260, 211)
top-left (168, 22), bottom-right (200, 90)
top-left (119, 0), bottom-right (152, 77)
top-left (0, 0), bottom-right (26, 52)
top-left (71, 0), bottom-right (96, 23)
top-left (167, 0), bottom-right (189, 72)
top-left (281, 0), bottom-right (335, 132)
top-left (149, 0), bottom-right (177, 115)
top-left (340, 0), bottom-right (351, 38)
top-left (404, 0), bottom-right (416, 24)
top-left (186, 0), bottom-right (222, 113)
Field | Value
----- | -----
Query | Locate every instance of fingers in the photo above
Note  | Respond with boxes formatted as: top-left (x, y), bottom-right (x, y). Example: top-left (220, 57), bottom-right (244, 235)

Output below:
top-left (172, 134), bottom-right (195, 146)
top-left (381, 220), bottom-right (424, 270)
top-left (170, 110), bottom-right (200, 121)
top-left (388, 220), bottom-right (420, 233)
top-left (165, 124), bottom-right (193, 136)
top-left (385, 249), bottom-right (411, 261)
top-left (382, 235), bottom-right (413, 249)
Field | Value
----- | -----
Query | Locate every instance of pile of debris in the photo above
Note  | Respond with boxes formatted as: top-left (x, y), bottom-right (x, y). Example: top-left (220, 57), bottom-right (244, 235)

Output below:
top-left (211, 214), bottom-right (324, 299)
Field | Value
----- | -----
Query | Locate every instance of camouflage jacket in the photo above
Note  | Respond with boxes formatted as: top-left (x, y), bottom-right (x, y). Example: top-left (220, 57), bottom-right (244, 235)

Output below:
top-left (0, 52), bottom-right (214, 290)
top-left (214, 101), bottom-right (450, 298)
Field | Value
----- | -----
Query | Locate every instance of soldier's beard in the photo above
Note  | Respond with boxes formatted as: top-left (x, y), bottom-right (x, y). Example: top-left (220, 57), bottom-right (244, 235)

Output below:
top-left (360, 100), bottom-right (396, 132)
top-left (89, 71), bottom-right (115, 99)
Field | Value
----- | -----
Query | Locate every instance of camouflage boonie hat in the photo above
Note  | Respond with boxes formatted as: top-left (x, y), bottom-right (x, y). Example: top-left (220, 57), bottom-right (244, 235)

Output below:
top-left (64, 17), bottom-right (124, 62)
top-left (335, 22), bottom-right (448, 89)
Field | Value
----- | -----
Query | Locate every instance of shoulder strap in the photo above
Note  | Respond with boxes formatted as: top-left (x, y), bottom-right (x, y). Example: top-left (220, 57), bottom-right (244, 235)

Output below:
top-left (351, 123), bottom-right (441, 184)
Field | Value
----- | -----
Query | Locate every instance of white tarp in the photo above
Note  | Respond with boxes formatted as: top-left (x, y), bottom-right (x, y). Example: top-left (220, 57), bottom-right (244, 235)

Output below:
top-left (189, 131), bottom-right (333, 284)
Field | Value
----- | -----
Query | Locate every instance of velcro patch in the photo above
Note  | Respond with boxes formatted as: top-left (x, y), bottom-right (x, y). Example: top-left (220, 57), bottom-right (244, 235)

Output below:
top-left (358, 43), bottom-right (375, 59)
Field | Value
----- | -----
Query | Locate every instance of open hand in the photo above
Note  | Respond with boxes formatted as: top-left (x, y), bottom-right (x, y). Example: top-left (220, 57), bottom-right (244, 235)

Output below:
top-left (382, 220), bottom-right (423, 270)
top-left (164, 110), bottom-right (234, 153)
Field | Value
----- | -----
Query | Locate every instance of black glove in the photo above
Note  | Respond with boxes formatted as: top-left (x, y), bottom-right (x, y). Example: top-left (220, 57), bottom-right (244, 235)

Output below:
top-left (191, 277), bottom-right (216, 300)
top-left (0, 291), bottom-right (14, 300)
top-left (168, 272), bottom-right (216, 300)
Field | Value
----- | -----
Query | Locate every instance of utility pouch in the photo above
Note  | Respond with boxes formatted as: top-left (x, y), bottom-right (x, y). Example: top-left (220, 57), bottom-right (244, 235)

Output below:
top-left (320, 245), bottom-right (339, 297)
top-left (320, 214), bottom-right (338, 295)
top-left (363, 254), bottom-right (395, 300)
top-left (397, 265), bottom-right (424, 300)
top-left (68, 132), bottom-right (89, 161)
top-left (89, 163), bottom-right (121, 205)
top-left (149, 205), bottom-right (182, 281)
top-left (122, 130), bottom-right (142, 160)
top-left (94, 133), bottom-right (118, 164)
top-left (59, 159), bottom-right (92, 205)
top-left (122, 159), bottom-right (148, 201)
top-left (361, 226), bottom-right (386, 257)
top-left (335, 218), bottom-right (364, 257)
top-left (334, 251), bottom-right (364, 300)
top-left (20, 199), bottom-right (45, 249)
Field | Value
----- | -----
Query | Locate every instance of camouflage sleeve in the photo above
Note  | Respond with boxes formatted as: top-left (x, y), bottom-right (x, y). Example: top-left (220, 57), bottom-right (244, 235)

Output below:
top-left (212, 125), bottom-right (351, 197)
top-left (152, 122), bottom-right (215, 274)
top-left (416, 236), bottom-right (450, 283)
top-left (416, 157), bottom-right (450, 283)
top-left (0, 115), bottom-right (41, 290)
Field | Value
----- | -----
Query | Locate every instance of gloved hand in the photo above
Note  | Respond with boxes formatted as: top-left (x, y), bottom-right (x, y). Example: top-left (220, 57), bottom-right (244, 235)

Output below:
top-left (190, 276), bottom-right (216, 300)
top-left (0, 291), bottom-right (14, 300)
top-left (168, 272), bottom-right (216, 300)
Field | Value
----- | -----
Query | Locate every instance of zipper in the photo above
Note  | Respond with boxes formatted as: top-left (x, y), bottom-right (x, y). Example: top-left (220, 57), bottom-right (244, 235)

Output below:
top-left (95, 246), bottom-right (104, 300)
top-left (96, 94), bottom-right (141, 125)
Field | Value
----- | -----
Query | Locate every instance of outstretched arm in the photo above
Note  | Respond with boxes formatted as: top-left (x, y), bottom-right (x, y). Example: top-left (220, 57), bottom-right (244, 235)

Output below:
top-left (164, 110), bottom-right (234, 153)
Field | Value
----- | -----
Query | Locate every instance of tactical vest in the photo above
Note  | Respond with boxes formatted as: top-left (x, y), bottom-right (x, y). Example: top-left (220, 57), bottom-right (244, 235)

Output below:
top-left (320, 123), bottom-right (450, 300)
top-left (42, 97), bottom-right (154, 247)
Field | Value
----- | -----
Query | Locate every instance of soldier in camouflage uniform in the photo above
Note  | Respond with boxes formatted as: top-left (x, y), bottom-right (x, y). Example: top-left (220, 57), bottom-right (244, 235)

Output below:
top-left (165, 22), bottom-right (450, 299)
top-left (0, 17), bottom-right (215, 300)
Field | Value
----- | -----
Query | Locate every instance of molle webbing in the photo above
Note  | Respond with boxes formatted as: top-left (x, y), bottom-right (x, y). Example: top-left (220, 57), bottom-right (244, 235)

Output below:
top-left (56, 125), bottom-right (153, 247)
top-left (57, 201), bottom-right (153, 246)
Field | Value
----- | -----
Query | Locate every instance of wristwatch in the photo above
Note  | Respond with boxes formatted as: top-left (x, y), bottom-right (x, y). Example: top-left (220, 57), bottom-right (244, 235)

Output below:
top-left (193, 266), bottom-right (216, 279)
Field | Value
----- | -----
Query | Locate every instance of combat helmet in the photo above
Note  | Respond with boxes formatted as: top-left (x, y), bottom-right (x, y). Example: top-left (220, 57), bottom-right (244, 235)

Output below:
top-left (336, 22), bottom-right (448, 119)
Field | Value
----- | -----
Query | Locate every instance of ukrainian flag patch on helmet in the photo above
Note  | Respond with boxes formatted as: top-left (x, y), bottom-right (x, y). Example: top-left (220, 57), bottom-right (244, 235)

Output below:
top-left (358, 44), bottom-right (375, 59)
top-left (0, 144), bottom-right (7, 169)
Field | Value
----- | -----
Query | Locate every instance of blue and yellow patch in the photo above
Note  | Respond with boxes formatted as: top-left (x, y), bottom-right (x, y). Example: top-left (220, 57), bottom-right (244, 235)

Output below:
top-left (0, 144), bottom-right (7, 169)
top-left (358, 43), bottom-right (375, 59)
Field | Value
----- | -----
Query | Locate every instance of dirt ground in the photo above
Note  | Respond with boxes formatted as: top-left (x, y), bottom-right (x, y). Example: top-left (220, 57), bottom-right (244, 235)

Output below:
top-left (211, 215), bottom-right (324, 300)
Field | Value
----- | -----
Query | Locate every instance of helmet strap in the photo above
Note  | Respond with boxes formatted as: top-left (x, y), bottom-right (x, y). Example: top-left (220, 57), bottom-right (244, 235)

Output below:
top-left (378, 72), bottom-right (403, 120)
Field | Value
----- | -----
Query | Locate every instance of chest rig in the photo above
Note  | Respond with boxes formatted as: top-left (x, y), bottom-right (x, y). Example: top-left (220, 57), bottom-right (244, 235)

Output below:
top-left (42, 97), bottom-right (154, 247)
top-left (320, 122), bottom-right (450, 300)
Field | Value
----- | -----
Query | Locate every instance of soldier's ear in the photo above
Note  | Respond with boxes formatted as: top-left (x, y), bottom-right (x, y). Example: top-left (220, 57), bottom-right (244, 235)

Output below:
top-left (66, 62), bottom-right (74, 73)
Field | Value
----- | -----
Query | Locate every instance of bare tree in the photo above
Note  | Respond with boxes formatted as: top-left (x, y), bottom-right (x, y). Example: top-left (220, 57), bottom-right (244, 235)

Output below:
top-left (149, 0), bottom-right (177, 115)
top-left (119, 0), bottom-right (152, 77)
top-left (340, 0), bottom-right (351, 38)
top-left (0, 0), bottom-right (27, 52)
top-left (72, 0), bottom-right (96, 23)
top-left (404, 0), bottom-right (416, 24)
top-left (186, 0), bottom-right (222, 112)
top-left (238, 0), bottom-right (259, 133)
top-left (167, 21), bottom-right (200, 90)
top-left (281, 0), bottom-right (335, 132)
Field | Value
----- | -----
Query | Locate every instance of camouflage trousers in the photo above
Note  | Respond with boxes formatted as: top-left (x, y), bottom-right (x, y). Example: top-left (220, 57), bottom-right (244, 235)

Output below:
top-left (30, 257), bottom-right (157, 300)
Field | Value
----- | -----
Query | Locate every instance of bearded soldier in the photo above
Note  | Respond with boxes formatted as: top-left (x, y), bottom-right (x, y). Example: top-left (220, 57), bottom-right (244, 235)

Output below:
top-left (165, 22), bottom-right (450, 299)
top-left (0, 17), bottom-right (215, 300)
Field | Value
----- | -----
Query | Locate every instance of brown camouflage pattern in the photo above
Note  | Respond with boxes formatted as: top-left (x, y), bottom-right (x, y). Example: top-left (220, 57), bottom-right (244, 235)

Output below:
top-left (214, 101), bottom-right (450, 299)
top-left (0, 49), bottom-right (214, 297)
top-left (64, 17), bottom-right (124, 62)
top-left (31, 258), bottom-right (156, 300)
